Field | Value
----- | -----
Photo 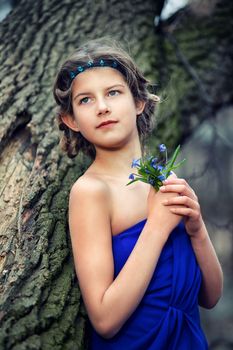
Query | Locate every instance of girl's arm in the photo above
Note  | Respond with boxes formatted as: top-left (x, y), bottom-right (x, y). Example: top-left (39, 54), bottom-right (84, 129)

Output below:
top-left (161, 177), bottom-right (223, 309)
top-left (68, 176), bottom-right (181, 339)
top-left (189, 222), bottom-right (223, 308)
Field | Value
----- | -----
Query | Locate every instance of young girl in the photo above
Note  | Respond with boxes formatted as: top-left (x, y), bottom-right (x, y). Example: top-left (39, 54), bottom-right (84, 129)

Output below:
top-left (53, 38), bottom-right (223, 349)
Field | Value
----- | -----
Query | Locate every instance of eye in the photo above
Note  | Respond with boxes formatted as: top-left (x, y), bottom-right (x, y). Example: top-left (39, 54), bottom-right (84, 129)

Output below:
top-left (108, 90), bottom-right (120, 97)
top-left (79, 96), bottom-right (91, 104)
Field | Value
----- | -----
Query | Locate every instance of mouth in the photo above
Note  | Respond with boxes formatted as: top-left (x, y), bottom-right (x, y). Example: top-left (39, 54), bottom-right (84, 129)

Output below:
top-left (97, 120), bottom-right (118, 128)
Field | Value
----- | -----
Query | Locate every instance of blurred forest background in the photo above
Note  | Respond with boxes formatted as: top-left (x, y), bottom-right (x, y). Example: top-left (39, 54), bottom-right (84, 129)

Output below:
top-left (0, 0), bottom-right (232, 349)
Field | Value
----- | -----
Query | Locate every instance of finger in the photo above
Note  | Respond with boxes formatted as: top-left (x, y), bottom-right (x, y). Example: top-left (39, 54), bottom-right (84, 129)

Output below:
top-left (162, 196), bottom-right (200, 210)
top-left (164, 178), bottom-right (189, 186)
top-left (160, 184), bottom-right (193, 197)
top-left (163, 178), bottom-right (197, 198)
top-left (169, 207), bottom-right (200, 219)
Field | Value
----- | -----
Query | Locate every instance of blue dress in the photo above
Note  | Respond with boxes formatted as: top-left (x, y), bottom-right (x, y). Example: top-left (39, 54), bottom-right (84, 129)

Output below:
top-left (90, 220), bottom-right (208, 349)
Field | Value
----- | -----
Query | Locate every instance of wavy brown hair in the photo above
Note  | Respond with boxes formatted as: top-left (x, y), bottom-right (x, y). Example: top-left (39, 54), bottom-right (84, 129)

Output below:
top-left (53, 38), bottom-right (160, 159)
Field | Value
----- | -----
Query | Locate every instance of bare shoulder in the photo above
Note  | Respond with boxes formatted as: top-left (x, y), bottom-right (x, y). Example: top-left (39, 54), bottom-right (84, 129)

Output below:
top-left (71, 173), bottom-right (110, 197)
top-left (69, 173), bottom-right (111, 207)
top-left (68, 173), bottom-right (112, 236)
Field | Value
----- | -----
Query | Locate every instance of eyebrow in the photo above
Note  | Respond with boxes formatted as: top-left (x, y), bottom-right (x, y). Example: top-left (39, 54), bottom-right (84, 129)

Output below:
top-left (73, 84), bottom-right (125, 101)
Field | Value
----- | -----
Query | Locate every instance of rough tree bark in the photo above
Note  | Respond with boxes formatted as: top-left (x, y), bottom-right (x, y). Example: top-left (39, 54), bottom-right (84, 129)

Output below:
top-left (0, 0), bottom-right (163, 349)
top-left (0, 0), bottom-right (232, 349)
top-left (149, 0), bottom-right (233, 151)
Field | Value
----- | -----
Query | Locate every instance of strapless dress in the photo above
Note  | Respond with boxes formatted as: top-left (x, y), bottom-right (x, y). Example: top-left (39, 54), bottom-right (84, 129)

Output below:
top-left (89, 220), bottom-right (208, 349)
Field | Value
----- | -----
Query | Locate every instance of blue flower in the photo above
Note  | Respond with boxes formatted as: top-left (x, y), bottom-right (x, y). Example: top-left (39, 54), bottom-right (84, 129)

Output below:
top-left (150, 157), bottom-right (158, 168)
top-left (159, 144), bottom-right (166, 152)
top-left (148, 177), bottom-right (155, 186)
top-left (127, 144), bottom-right (185, 191)
top-left (156, 165), bottom-right (164, 172)
top-left (158, 174), bottom-right (166, 181)
top-left (131, 159), bottom-right (140, 168)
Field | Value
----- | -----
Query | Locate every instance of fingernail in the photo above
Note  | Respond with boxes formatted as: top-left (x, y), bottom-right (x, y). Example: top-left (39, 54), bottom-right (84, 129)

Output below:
top-left (164, 179), bottom-right (168, 184)
top-left (162, 199), bottom-right (168, 204)
top-left (160, 186), bottom-right (165, 191)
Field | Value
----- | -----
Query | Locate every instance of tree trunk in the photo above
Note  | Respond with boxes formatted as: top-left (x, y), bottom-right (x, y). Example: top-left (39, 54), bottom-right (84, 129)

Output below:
top-left (150, 0), bottom-right (233, 152)
top-left (0, 0), bottom-right (232, 349)
top-left (0, 0), bottom-right (162, 349)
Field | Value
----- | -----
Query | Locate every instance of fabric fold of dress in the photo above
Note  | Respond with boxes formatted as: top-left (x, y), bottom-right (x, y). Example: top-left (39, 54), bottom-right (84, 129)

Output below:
top-left (90, 220), bottom-right (208, 349)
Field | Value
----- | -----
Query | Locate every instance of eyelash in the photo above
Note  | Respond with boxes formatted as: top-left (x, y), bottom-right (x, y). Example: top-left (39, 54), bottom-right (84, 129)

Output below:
top-left (79, 90), bottom-right (121, 105)
top-left (108, 90), bottom-right (120, 96)
top-left (79, 97), bottom-right (90, 105)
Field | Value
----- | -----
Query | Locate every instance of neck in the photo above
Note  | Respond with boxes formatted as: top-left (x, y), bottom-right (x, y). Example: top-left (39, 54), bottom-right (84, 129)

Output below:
top-left (89, 138), bottom-right (143, 179)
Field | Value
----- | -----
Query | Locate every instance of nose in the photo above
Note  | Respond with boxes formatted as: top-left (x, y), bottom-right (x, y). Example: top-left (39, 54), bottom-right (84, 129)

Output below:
top-left (96, 97), bottom-right (110, 116)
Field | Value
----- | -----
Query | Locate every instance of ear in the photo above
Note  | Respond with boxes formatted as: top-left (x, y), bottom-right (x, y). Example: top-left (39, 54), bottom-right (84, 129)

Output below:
top-left (135, 100), bottom-right (146, 115)
top-left (61, 114), bottom-right (80, 132)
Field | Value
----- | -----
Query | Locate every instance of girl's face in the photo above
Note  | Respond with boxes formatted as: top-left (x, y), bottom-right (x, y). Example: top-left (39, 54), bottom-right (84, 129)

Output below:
top-left (62, 67), bottom-right (145, 152)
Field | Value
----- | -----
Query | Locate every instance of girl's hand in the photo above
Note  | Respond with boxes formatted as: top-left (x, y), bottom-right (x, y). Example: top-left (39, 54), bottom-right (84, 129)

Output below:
top-left (160, 177), bottom-right (205, 240)
top-left (147, 184), bottom-right (182, 242)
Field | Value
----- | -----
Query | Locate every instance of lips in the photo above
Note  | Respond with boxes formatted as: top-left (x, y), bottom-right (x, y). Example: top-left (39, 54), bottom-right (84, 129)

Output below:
top-left (97, 120), bottom-right (118, 128)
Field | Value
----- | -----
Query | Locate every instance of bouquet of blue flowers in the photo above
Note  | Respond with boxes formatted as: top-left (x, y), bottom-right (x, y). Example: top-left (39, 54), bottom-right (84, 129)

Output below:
top-left (127, 144), bottom-right (185, 191)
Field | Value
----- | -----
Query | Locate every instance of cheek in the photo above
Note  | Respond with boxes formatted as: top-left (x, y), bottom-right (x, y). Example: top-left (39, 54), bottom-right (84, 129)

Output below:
top-left (72, 108), bottom-right (87, 127)
top-left (76, 127), bottom-right (93, 144)
top-left (74, 116), bottom-right (93, 139)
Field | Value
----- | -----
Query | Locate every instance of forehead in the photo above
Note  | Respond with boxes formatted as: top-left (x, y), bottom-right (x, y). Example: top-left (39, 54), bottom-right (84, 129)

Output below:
top-left (72, 67), bottom-right (127, 92)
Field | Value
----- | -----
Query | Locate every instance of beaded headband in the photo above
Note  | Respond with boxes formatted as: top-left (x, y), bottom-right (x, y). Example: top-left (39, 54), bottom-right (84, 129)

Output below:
top-left (69, 59), bottom-right (124, 82)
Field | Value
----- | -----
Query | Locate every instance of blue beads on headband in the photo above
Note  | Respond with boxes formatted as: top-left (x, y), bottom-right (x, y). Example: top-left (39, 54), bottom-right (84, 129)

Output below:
top-left (69, 59), bottom-right (122, 81)
top-left (70, 71), bottom-right (76, 79)
top-left (87, 60), bottom-right (94, 67)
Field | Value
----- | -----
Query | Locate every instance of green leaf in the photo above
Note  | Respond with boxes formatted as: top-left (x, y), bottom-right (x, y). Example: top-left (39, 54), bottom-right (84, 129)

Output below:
top-left (166, 145), bottom-right (180, 169)
top-left (169, 158), bottom-right (186, 170)
top-left (127, 144), bottom-right (186, 190)
top-left (126, 178), bottom-right (140, 186)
